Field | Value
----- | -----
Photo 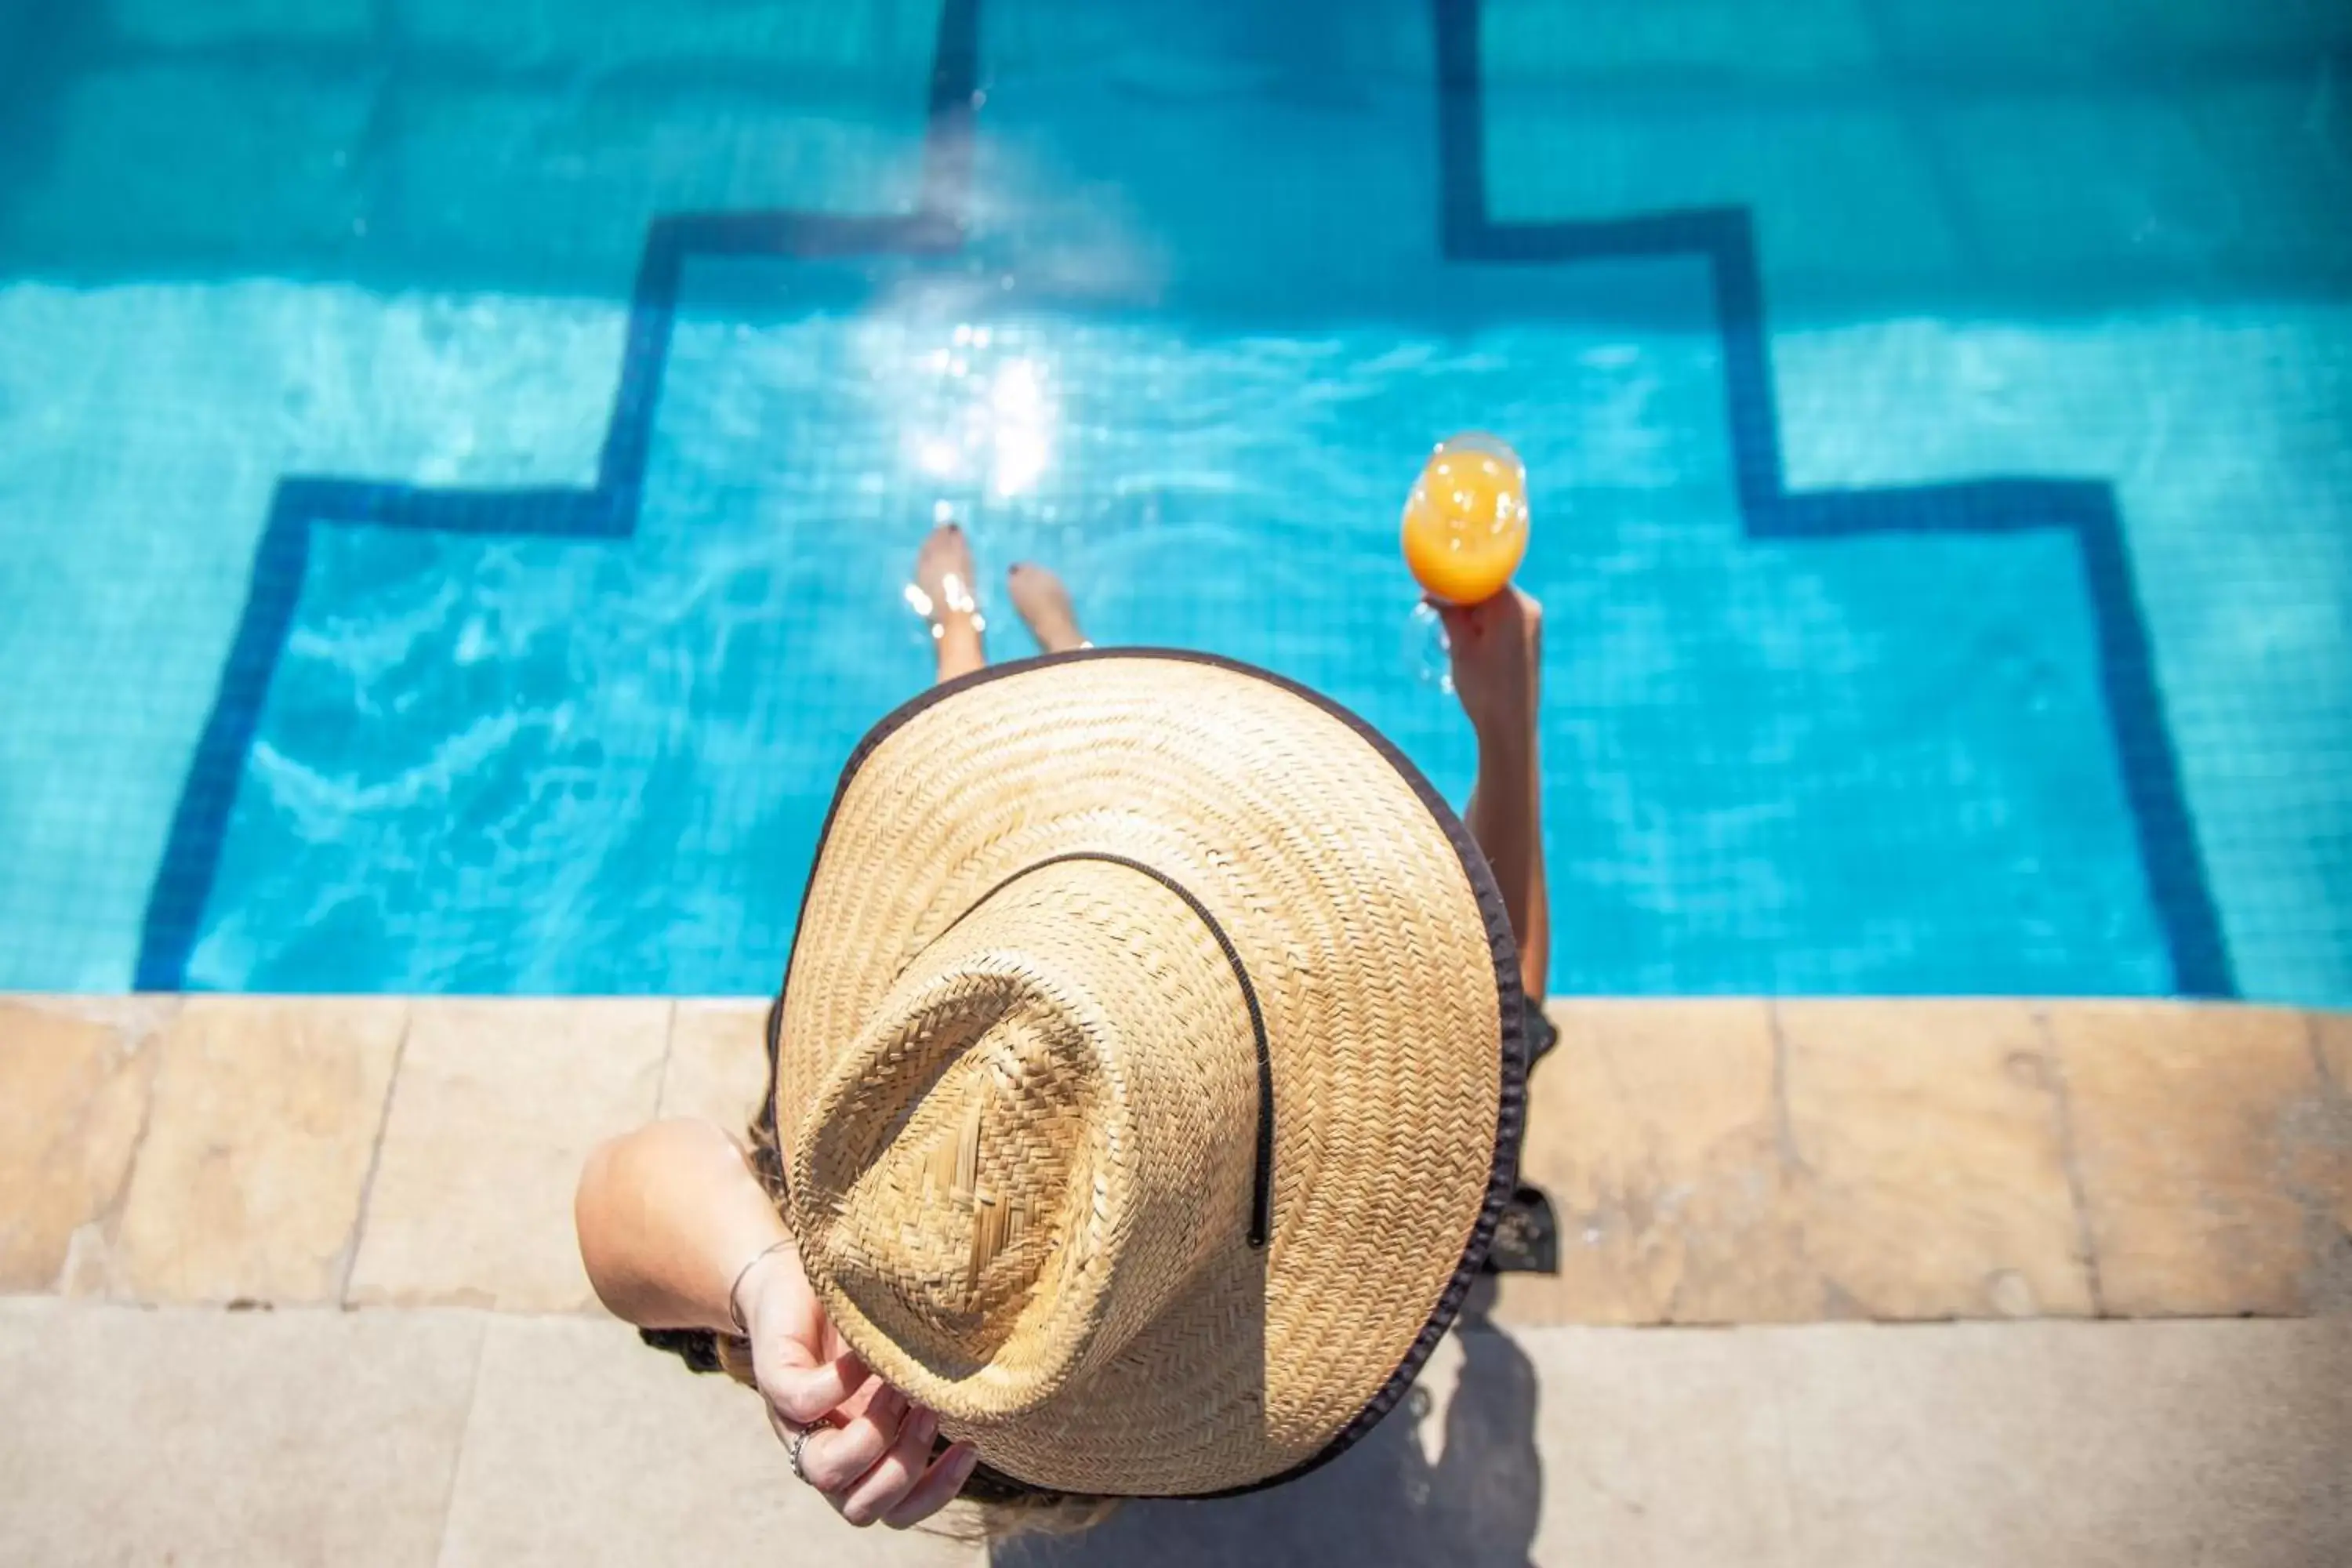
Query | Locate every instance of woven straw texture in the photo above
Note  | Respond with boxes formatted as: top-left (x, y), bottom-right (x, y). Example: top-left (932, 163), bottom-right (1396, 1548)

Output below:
top-left (776, 656), bottom-right (1504, 1496)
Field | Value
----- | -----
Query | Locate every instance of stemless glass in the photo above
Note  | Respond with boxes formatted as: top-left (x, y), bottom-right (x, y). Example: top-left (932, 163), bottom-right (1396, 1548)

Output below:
top-left (1401, 432), bottom-right (1528, 608)
top-left (1402, 432), bottom-right (1529, 693)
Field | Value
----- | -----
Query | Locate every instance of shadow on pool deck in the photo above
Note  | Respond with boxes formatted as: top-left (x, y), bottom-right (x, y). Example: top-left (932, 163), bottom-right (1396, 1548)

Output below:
top-left (1000, 1287), bottom-right (1544, 1568)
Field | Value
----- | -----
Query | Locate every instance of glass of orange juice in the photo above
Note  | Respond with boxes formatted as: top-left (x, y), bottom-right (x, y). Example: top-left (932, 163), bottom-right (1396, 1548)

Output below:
top-left (1402, 432), bottom-right (1529, 606)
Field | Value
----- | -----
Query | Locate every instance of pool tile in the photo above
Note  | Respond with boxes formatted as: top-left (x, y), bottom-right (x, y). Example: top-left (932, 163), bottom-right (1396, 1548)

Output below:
top-left (390, 75), bottom-right (932, 296)
top-left (2, 65), bottom-right (373, 274)
top-left (1777, 1000), bottom-right (2093, 1319)
top-left (399, 0), bottom-right (944, 76)
top-left (1480, 0), bottom-right (1879, 80)
top-left (1501, 999), bottom-right (1817, 1325)
top-left (0, 1298), bottom-right (482, 1568)
top-left (1868, 0), bottom-right (2352, 63)
top-left (347, 999), bottom-right (669, 1312)
top-left (108, 997), bottom-right (405, 1305)
top-left (111, 0), bottom-right (373, 46)
top-left (1923, 65), bottom-right (2352, 303)
top-left (1478, 89), bottom-right (1969, 307)
top-left (659, 998), bottom-right (771, 1132)
top-left (2051, 1002), bottom-right (2327, 1315)
top-left (439, 1313), bottom-right (976, 1568)
top-left (0, 999), bottom-right (168, 1292)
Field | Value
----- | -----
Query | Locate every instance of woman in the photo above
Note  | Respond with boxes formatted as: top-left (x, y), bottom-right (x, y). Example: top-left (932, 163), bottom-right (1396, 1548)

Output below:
top-left (575, 521), bottom-right (1555, 1532)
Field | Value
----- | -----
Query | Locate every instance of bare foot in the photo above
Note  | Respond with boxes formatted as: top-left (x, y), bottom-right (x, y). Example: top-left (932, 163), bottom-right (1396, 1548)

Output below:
top-left (1007, 562), bottom-right (1089, 654)
top-left (912, 522), bottom-right (985, 683)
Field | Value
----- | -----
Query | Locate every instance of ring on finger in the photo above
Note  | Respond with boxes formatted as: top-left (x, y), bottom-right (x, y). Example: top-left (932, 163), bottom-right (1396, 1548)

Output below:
top-left (787, 1417), bottom-right (831, 1484)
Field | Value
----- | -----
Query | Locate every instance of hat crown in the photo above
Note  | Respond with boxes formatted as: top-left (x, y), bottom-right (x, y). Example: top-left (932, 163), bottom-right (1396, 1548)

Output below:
top-left (826, 971), bottom-right (1097, 1374)
top-left (791, 861), bottom-right (1262, 1417)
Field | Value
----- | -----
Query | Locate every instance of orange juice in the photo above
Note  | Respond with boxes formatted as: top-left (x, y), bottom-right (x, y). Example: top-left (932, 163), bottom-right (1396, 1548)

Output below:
top-left (1403, 434), bottom-right (1528, 605)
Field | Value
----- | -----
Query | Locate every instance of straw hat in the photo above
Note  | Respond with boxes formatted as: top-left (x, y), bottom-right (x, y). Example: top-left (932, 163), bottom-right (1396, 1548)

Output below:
top-left (771, 650), bottom-right (1530, 1497)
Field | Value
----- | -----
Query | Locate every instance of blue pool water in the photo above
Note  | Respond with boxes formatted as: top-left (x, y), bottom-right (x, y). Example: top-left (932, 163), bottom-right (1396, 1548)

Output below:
top-left (1, 0), bottom-right (2347, 1001)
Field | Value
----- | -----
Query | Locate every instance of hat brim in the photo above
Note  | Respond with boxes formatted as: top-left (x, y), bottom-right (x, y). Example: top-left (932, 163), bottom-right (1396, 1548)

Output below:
top-left (770, 650), bottom-right (1530, 1497)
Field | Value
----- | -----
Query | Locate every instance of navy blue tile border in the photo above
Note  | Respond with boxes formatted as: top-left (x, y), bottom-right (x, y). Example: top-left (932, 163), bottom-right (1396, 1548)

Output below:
top-left (136, 0), bottom-right (2233, 997)
top-left (131, 0), bottom-right (980, 989)
top-left (1431, 0), bottom-right (2230, 996)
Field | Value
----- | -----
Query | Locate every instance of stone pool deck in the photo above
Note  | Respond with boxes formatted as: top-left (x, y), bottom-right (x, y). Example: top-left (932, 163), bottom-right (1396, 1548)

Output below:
top-left (2, 995), bottom-right (2347, 1563)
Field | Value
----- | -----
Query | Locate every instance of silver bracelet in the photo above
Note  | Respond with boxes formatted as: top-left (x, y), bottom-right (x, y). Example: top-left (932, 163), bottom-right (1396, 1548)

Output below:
top-left (728, 1239), bottom-right (795, 1335)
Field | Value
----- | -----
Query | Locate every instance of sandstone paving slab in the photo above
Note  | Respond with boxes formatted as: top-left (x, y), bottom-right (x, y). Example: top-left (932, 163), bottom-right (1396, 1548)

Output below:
top-left (0, 997), bottom-right (172, 1292)
top-left (2053, 1002), bottom-right (2335, 1314)
top-left (659, 997), bottom-right (771, 1132)
top-left (348, 999), bottom-right (669, 1312)
top-left (110, 996), bottom-right (407, 1305)
top-left (0, 1298), bottom-right (481, 1567)
top-left (439, 1312), bottom-right (981, 1567)
top-left (1777, 998), bottom-right (2092, 1319)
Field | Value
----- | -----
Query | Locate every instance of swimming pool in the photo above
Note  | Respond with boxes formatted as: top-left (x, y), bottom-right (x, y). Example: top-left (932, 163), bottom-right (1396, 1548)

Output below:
top-left (2, 0), bottom-right (2347, 1001)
